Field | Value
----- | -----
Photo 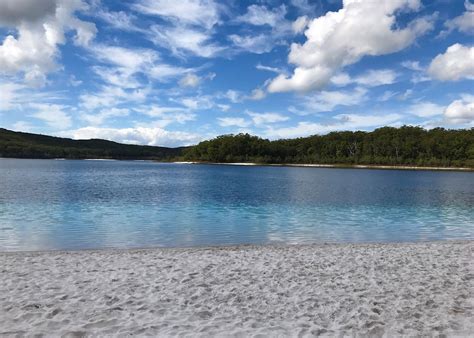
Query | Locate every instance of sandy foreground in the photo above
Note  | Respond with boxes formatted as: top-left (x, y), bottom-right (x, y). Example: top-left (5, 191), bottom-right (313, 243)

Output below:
top-left (1, 241), bottom-right (473, 337)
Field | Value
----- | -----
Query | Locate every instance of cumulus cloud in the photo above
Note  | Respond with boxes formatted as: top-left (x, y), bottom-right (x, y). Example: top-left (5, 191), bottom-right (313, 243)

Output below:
top-left (0, 0), bottom-right (97, 86)
top-left (61, 126), bottom-right (202, 147)
top-left (268, 0), bottom-right (434, 93)
top-left (428, 44), bottom-right (474, 81)
top-left (444, 94), bottom-right (474, 123)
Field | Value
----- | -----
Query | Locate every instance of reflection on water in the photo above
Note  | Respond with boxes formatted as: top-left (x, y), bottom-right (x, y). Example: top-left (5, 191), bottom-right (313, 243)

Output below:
top-left (0, 158), bottom-right (473, 251)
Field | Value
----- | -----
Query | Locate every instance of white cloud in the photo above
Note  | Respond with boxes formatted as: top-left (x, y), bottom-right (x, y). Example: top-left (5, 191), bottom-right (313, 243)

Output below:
top-left (62, 126), bottom-right (202, 147)
top-left (401, 60), bottom-right (424, 72)
top-left (377, 91), bottom-right (398, 102)
top-left (132, 0), bottom-right (220, 29)
top-left (12, 121), bottom-right (36, 132)
top-left (352, 69), bottom-right (398, 87)
top-left (179, 73), bottom-right (200, 87)
top-left (0, 0), bottom-right (97, 86)
top-left (290, 0), bottom-right (316, 14)
top-left (176, 96), bottom-right (215, 110)
top-left (249, 88), bottom-right (266, 101)
top-left (237, 5), bottom-right (287, 27)
top-left (0, 82), bottom-right (24, 110)
top-left (444, 94), bottom-right (474, 123)
top-left (218, 117), bottom-right (250, 128)
top-left (80, 85), bottom-right (149, 110)
top-left (268, 0), bottom-right (433, 92)
top-left (81, 108), bottom-right (130, 126)
top-left (300, 87), bottom-right (368, 113)
top-left (225, 90), bottom-right (242, 103)
top-left (149, 24), bottom-right (223, 57)
top-left (330, 69), bottom-right (398, 87)
top-left (229, 34), bottom-right (275, 54)
top-left (31, 103), bottom-right (72, 129)
top-left (246, 111), bottom-right (289, 126)
top-left (263, 113), bottom-right (402, 139)
top-left (231, 4), bottom-right (293, 54)
top-left (91, 45), bottom-right (158, 70)
top-left (134, 106), bottom-right (196, 125)
top-left (134, 0), bottom-right (223, 58)
top-left (428, 44), bottom-right (474, 81)
top-left (409, 102), bottom-right (445, 117)
top-left (95, 9), bottom-right (140, 32)
top-left (256, 64), bottom-right (283, 74)
top-left (292, 16), bottom-right (309, 34)
top-left (441, 1), bottom-right (474, 36)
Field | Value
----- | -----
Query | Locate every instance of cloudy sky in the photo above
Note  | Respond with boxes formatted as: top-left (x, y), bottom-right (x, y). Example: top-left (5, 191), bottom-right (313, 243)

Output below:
top-left (0, 0), bottom-right (473, 147)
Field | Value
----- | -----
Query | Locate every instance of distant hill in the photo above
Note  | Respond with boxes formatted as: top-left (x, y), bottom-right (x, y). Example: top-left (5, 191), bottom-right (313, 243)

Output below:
top-left (0, 128), bottom-right (185, 160)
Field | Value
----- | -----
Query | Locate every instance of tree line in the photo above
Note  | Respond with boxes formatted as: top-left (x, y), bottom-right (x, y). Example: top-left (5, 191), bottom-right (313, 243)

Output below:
top-left (182, 126), bottom-right (474, 167)
top-left (1, 126), bottom-right (473, 167)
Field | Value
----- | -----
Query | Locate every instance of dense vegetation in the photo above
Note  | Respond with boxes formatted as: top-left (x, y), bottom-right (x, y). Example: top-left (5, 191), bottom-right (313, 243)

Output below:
top-left (183, 127), bottom-right (474, 167)
top-left (0, 128), bottom-right (183, 160)
top-left (1, 127), bottom-right (473, 167)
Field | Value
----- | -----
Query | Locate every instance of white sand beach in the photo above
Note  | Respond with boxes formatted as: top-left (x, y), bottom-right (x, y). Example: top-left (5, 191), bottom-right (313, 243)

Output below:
top-left (1, 241), bottom-right (473, 337)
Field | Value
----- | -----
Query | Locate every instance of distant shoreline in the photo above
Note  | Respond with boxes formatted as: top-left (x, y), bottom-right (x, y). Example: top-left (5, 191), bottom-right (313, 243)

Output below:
top-left (173, 161), bottom-right (474, 172)
top-left (2, 157), bottom-right (473, 171)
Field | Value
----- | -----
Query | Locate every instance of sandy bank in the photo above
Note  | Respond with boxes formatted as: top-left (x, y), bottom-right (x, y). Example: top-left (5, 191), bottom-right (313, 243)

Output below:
top-left (1, 241), bottom-right (473, 336)
top-left (174, 161), bottom-right (474, 172)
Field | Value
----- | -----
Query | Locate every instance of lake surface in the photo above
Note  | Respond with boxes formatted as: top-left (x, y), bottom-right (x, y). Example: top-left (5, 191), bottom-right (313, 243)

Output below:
top-left (0, 158), bottom-right (473, 251)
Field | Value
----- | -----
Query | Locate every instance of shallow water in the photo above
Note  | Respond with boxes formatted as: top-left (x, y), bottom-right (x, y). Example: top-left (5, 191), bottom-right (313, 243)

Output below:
top-left (0, 158), bottom-right (473, 251)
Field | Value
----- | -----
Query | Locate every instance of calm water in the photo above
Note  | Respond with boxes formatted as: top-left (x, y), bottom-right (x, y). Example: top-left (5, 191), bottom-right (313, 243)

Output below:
top-left (0, 158), bottom-right (473, 251)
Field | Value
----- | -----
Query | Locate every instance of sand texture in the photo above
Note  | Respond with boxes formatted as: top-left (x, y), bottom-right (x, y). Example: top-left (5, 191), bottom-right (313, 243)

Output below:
top-left (1, 241), bottom-right (473, 337)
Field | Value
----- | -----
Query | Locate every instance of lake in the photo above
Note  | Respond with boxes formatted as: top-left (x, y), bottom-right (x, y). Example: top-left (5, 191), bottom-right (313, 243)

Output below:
top-left (0, 158), bottom-right (473, 251)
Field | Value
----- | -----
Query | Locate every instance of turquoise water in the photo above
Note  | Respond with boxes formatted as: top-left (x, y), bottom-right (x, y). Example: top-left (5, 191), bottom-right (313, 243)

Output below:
top-left (0, 158), bottom-right (473, 251)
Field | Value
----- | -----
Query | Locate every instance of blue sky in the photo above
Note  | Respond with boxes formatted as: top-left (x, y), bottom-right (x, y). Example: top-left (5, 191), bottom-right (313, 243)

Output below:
top-left (0, 0), bottom-right (473, 146)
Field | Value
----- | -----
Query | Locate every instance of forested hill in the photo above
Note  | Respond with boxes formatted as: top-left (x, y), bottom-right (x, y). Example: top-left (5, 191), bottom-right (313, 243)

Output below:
top-left (0, 128), bottom-right (184, 160)
top-left (1, 127), bottom-right (473, 167)
top-left (183, 127), bottom-right (474, 168)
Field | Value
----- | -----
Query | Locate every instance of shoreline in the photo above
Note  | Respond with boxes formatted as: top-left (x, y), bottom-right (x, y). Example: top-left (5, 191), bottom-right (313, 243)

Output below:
top-left (174, 161), bottom-right (474, 171)
top-left (2, 157), bottom-right (473, 171)
top-left (1, 238), bottom-right (472, 254)
top-left (2, 240), bottom-right (473, 336)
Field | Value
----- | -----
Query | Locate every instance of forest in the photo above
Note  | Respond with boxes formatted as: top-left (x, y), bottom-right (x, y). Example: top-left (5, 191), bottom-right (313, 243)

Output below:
top-left (182, 126), bottom-right (474, 167)
top-left (1, 126), bottom-right (473, 167)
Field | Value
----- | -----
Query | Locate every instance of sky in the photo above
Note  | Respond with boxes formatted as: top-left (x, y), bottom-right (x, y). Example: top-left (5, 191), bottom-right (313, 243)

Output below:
top-left (0, 0), bottom-right (473, 147)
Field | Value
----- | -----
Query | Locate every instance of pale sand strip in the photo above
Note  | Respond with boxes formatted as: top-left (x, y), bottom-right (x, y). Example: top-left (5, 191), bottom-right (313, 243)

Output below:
top-left (1, 241), bottom-right (473, 337)
top-left (173, 161), bottom-right (474, 171)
